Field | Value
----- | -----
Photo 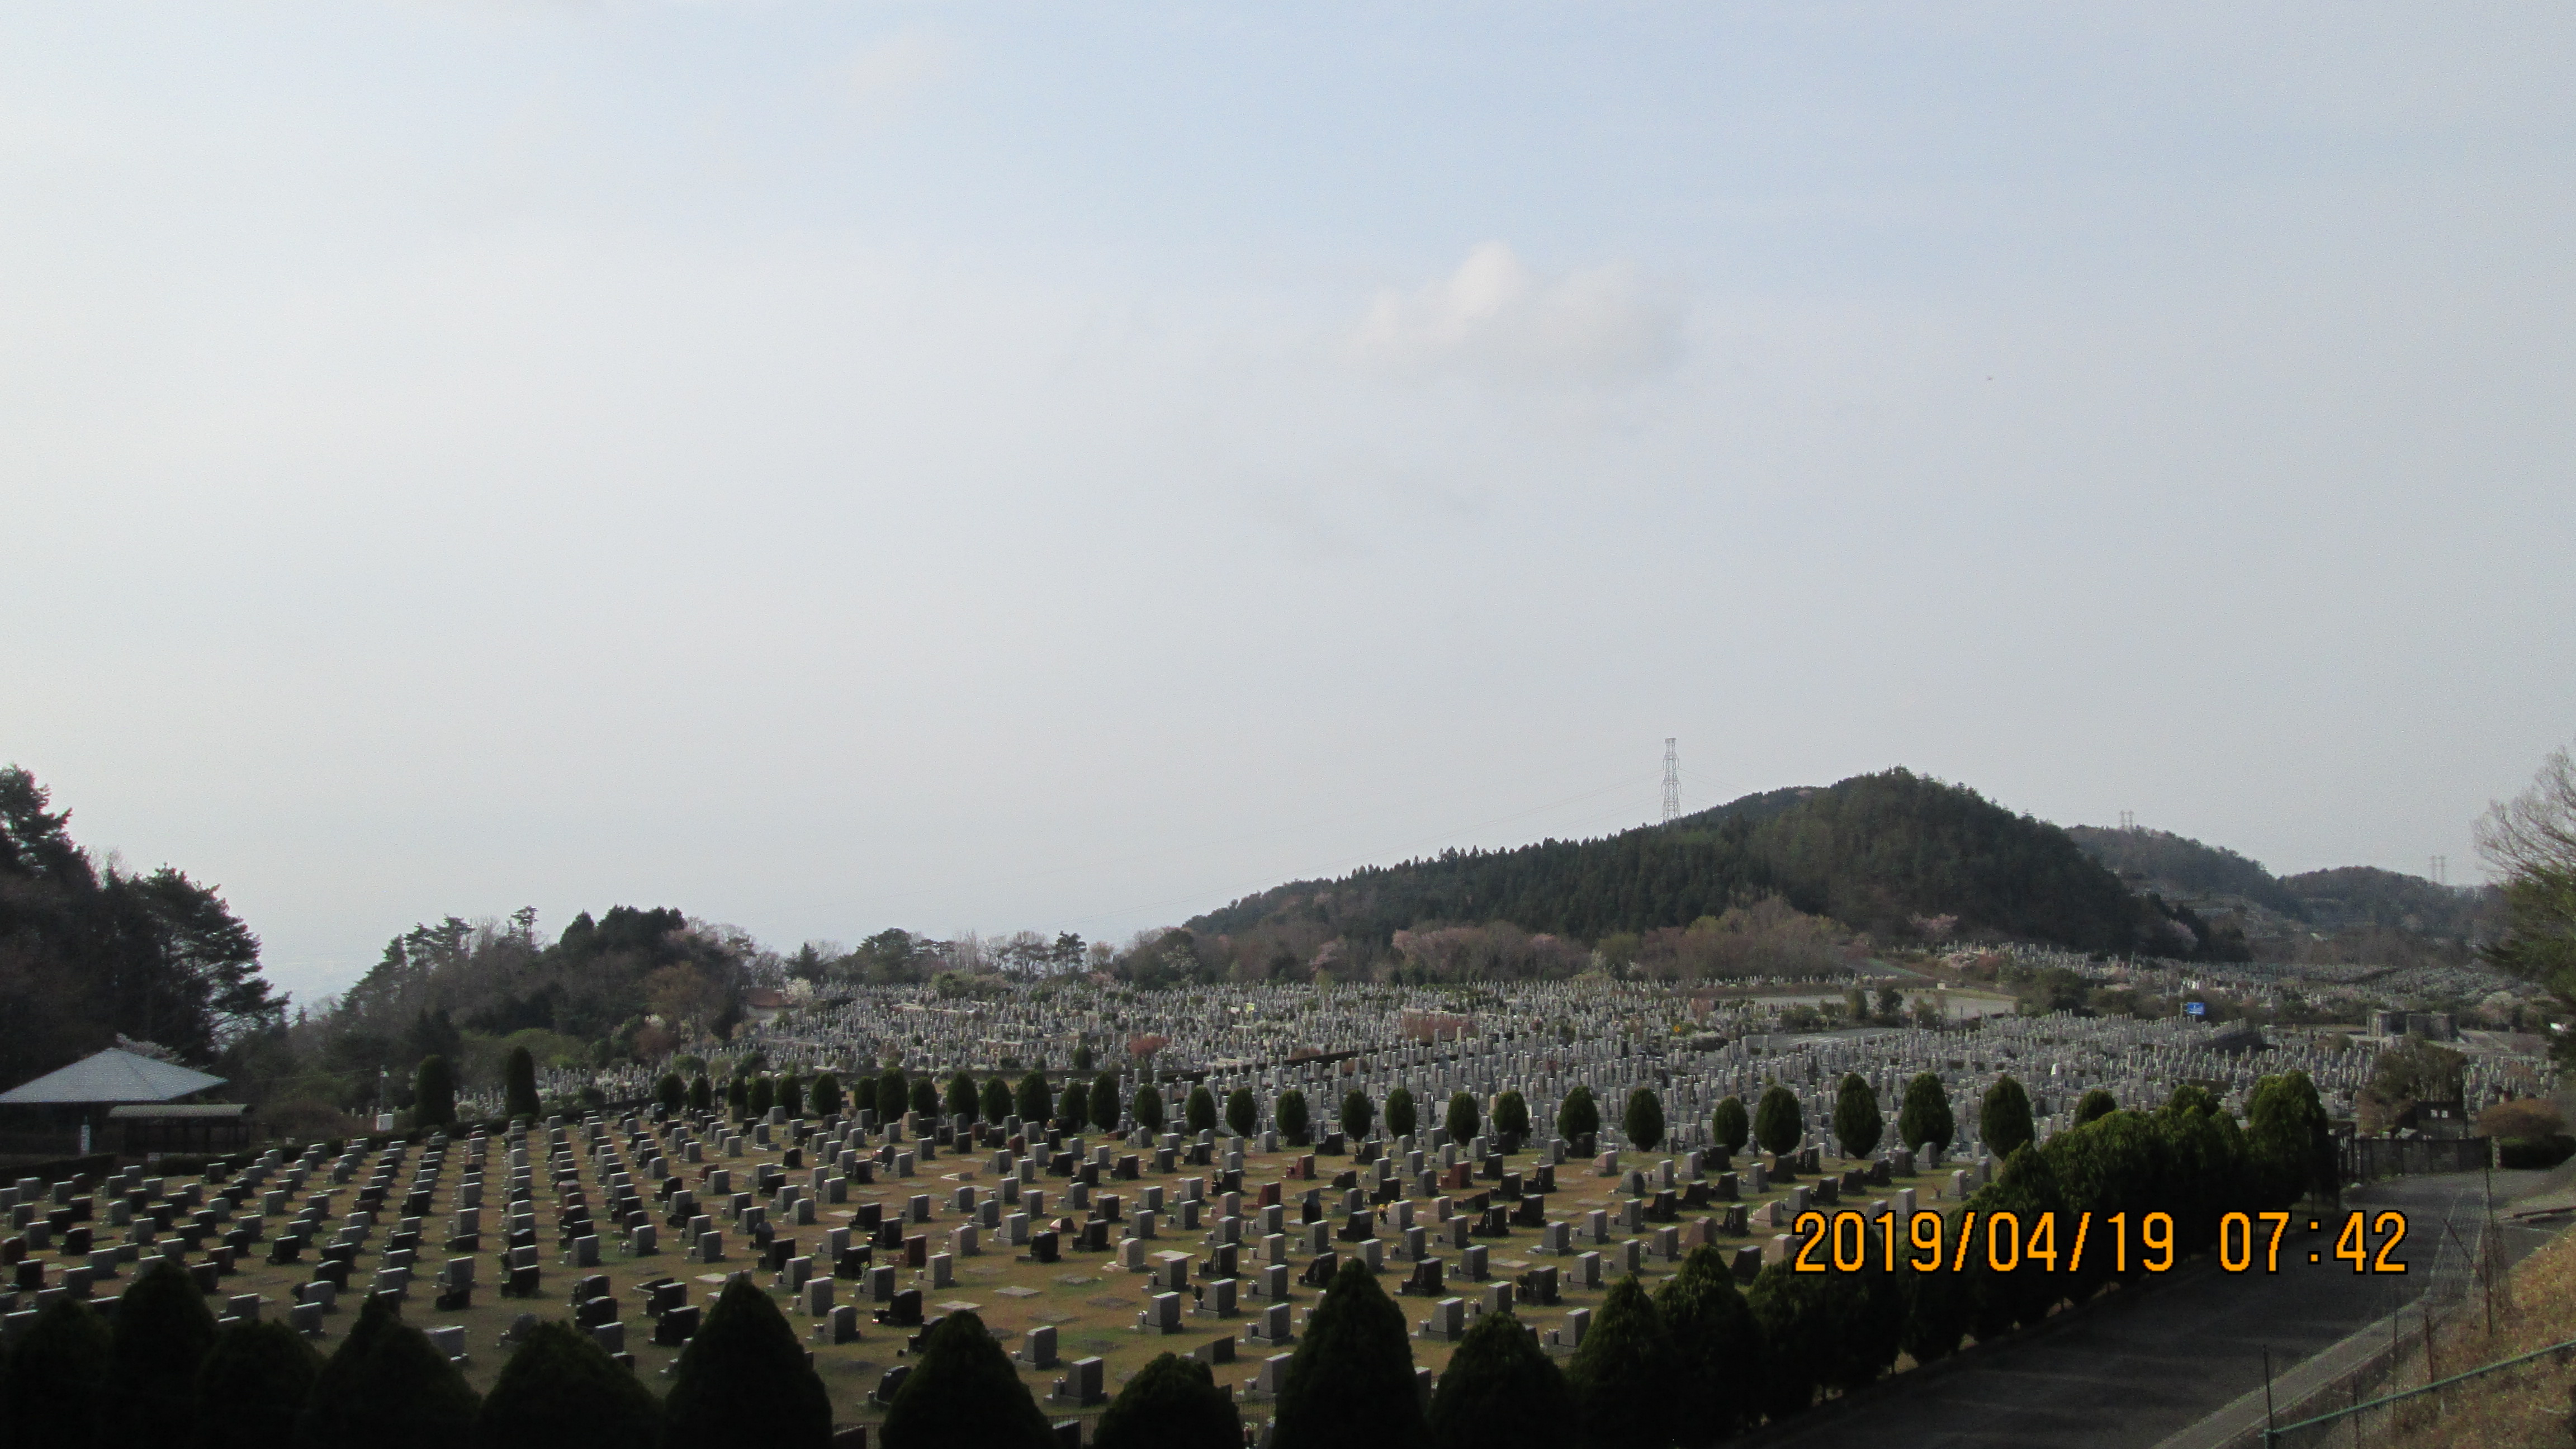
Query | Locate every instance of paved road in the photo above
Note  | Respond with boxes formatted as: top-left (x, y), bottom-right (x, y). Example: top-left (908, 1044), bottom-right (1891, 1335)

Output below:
top-left (1756, 1171), bottom-right (2556, 1449)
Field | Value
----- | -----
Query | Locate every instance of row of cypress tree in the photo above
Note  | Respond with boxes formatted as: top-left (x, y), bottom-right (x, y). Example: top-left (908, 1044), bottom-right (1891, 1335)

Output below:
top-left (0, 1263), bottom-right (831, 1449)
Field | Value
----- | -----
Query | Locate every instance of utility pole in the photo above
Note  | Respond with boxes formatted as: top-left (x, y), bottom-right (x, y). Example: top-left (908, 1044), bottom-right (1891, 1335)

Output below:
top-left (1661, 739), bottom-right (1680, 824)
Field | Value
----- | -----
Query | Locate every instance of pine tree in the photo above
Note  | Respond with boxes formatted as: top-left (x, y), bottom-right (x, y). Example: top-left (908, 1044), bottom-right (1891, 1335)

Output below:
top-left (1061, 1079), bottom-right (1091, 1129)
top-left (886, 1067), bottom-right (917, 1123)
top-left (911, 1077), bottom-right (940, 1118)
top-left (1623, 1089), bottom-right (1665, 1152)
top-left (414, 1054), bottom-right (457, 1129)
top-left (1273, 1258), bottom-right (1424, 1449)
top-left (1442, 1091), bottom-right (1476, 1143)
top-left (881, 1310), bottom-right (1052, 1449)
top-left (946, 1072), bottom-right (977, 1121)
top-left (750, 1076), bottom-right (776, 1117)
top-left (1556, 1085), bottom-right (1599, 1144)
top-left (106, 1258), bottom-right (217, 1441)
top-left (726, 1077), bottom-right (749, 1121)
top-left (1897, 1073), bottom-right (1953, 1153)
top-left (4, 1297), bottom-right (109, 1449)
top-left (1015, 1071), bottom-right (1050, 1125)
top-left (812, 1072), bottom-right (844, 1117)
top-left (1425, 1309), bottom-right (1571, 1449)
top-left (1980, 1076), bottom-right (2035, 1159)
top-left (192, 1320), bottom-right (320, 1449)
top-left (1754, 1085), bottom-right (1803, 1156)
top-left (504, 1045), bottom-right (540, 1121)
top-left (983, 1076), bottom-right (1015, 1124)
top-left (655, 1073), bottom-right (686, 1113)
top-left (1654, 1245), bottom-right (1763, 1443)
top-left (1832, 1073), bottom-right (1882, 1159)
top-left (471, 1320), bottom-right (660, 1449)
top-left (780, 1071), bottom-right (806, 1118)
top-left (1227, 1087), bottom-right (1258, 1138)
top-left (1132, 1083), bottom-right (1166, 1133)
top-left (688, 1074), bottom-right (712, 1114)
top-left (1341, 1088), bottom-right (1374, 1140)
top-left (1093, 1351), bottom-right (1243, 1449)
top-left (662, 1279), bottom-right (832, 1449)
top-left (1083, 1073), bottom-right (1116, 1131)
top-left (1492, 1089), bottom-right (1531, 1144)
top-left (1710, 1096), bottom-right (1749, 1156)
top-left (1382, 1086), bottom-right (1417, 1139)
top-left (1568, 1275), bottom-right (1675, 1449)
top-left (2074, 1088), bottom-right (2117, 1125)
top-left (1186, 1085), bottom-right (1218, 1134)
top-left (1277, 1087), bottom-right (1310, 1145)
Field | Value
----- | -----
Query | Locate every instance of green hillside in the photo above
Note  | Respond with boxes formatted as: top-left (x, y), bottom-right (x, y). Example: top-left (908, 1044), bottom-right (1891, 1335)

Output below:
top-left (1190, 768), bottom-right (2154, 954)
top-left (2063, 825), bottom-right (2310, 918)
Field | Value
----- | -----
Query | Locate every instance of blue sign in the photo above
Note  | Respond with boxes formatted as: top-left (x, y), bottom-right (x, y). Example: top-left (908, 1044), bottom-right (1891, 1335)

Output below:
top-left (2185, 1001), bottom-right (2207, 1018)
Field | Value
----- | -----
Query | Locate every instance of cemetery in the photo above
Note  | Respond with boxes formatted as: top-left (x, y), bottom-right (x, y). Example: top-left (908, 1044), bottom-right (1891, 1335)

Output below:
top-left (2, 977), bottom-right (2553, 1443)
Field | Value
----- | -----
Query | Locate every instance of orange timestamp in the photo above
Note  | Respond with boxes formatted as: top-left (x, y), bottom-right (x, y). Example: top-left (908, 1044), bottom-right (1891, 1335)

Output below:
top-left (1786, 1208), bottom-right (2411, 1275)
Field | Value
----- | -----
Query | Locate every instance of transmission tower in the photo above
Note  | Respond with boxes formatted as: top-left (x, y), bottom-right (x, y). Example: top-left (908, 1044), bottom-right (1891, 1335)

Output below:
top-left (2120, 810), bottom-right (2136, 832)
top-left (2430, 855), bottom-right (2448, 887)
top-left (1661, 739), bottom-right (1680, 823)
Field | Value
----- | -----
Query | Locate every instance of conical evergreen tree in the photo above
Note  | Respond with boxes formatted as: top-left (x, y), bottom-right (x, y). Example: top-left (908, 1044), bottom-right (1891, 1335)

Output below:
top-left (780, 1071), bottom-right (806, 1118)
top-left (1059, 1079), bottom-right (1090, 1129)
top-left (1273, 1258), bottom-right (1424, 1449)
top-left (1277, 1088), bottom-right (1309, 1144)
top-left (471, 1320), bottom-right (660, 1449)
top-left (1442, 1091), bottom-right (1475, 1143)
top-left (1226, 1087), bottom-right (1258, 1138)
top-left (107, 1258), bottom-right (218, 1441)
top-left (1897, 1073), bottom-right (1953, 1153)
top-left (884, 1067), bottom-right (915, 1122)
top-left (662, 1278), bottom-right (831, 1449)
top-left (192, 1320), bottom-right (321, 1449)
top-left (1339, 1088), bottom-right (1374, 1139)
top-left (1015, 1070), bottom-right (1050, 1124)
top-left (880, 1310), bottom-right (1051, 1449)
top-left (4, 1296), bottom-right (110, 1449)
top-left (1654, 1246), bottom-right (1763, 1443)
top-left (750, 1075), bottom-right (776, 1117)
top-left (1185, 1085), bottom-right (1218, 1134)
top-left (1092, 1073), bottom-right (1124, 1130)
top-left (1132, 1083), bottom-right (1166, 1132)
top-left (1980, 1076), bottom-right (2035, 1159)
top-left (301, 1292), bottom-right (480, 1449)
top-left (655, 1073), bottom-right (685, 1113)
top-left (299, 1286), bottom-right (399, 1449)
top-left (2074, 1087), bottom-right (2117, 1125)
top-left (1754, 1085), bottom-right (1802, 1156)
top-left (985, 1076), bottom-right (1015, 1124)
top-left (1492, 1089), bottom-right (1530, 1144)
top-left (1555, 1085), bottom-right (1599, 1143)
top-left (414, 1054), bottom-right (457, 1129)
top-left (911, 1077), bottom-right (941, 1118)
top-left (1382, 1086), bottom-right (1417, 1139)
top-left (687, 1074), bottom-right (712, 1114)
top-left (1568, 1275), bottom-right (1675, 1449)
top-left (1623, 1088), bottom-right (1665, 1152)
top-left (1424, 1309), bottom-right (1571, 1449)
top-left (1710, 1096), bottom-right (1749, 1156)
top-left (813, 1072), bottom-right (844, 1116)
top-left (1831, 1073), bottom-right (1881, 1159)
top-left (504, 1045), bottom-right (540, 1120)
top-left (945, 1071), bottom-right (977, 1121)
top-left (1092, 1351), bottom-right (1242, 1449)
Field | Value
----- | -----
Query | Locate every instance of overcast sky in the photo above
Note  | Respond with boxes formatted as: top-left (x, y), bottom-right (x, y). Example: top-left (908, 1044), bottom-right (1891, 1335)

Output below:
top-left (5, 3), bottom-right (2570, 1004)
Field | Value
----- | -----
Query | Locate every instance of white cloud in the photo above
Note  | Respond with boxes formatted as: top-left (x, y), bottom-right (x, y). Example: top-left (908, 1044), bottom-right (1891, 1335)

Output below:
top-left (1353, 242), bottom-right (1683, 385)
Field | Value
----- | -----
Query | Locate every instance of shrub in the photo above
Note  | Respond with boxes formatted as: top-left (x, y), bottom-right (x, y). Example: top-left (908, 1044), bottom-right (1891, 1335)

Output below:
top-left (811, 1072), bottom-right (843, 1117)
top-left (107, 1258), bottom-right (217, 1441)
top-left (1831, 1073), bottom-right (1881, 1159)
top-left (1492, 1090), bottom-right (1531, 1143)
top-left (1753, 1085), bottom-right (1802, 1156)
top-left (1426, 1310), bottom-right (1570, 1449)
top-left (1623, 1088), bottom-right (1665, 1152)
top-left (4, 1297), bottom-right (110, 1449)
top-left (1556, 1085), bottom-right (1599, 1143)
top-left (1654, 1245), bottom-right (1762, 1441)
top-left (946, 1072), bottom-right (977, 1122)
top-left (1897, 1072), bottom-right (1953, 1153)
top-left (1186, 1086), bottom-right (1218, 1135)
top-left (1978, 1076), bottom-right (2034, 1159)
top-left (471, 1320), bottom-right (660, 1449)
top-left (503, 1045), bottom-right (540, 1121)
top-left (1569, 1275), bottom-right (1674, 1449)
top-left (662, 1279), bottom-right (831, 1449)
top-left (1341, 1089), bottom-right (1373, 1140)
top-left (192, 1320), bottom-right (320, 1449)
top-left (1133, 1084), bottom-right (1167, 1133)
top-left (414, 1055), bottom-right (457, 1129)
top-left (1710, 1096), bottom-right (1748, 1156)
top-left (1093, 1351), bottom-right (1242, 1449)
top-left (1227, 1087), bottom-right (1258, 1138)
top-left (1383, 1086), bottom-right (1417, 1139)
top-left (2498, 1135), bottom-right (2576, 1169)
top-left (1061, 1079), bottom-right (1091, 1129)
top-left (2073, 1088), bottom-right (2116, 1125)
top-left (687, 1074), bottom-right (712, 1114)
top-left (779, 1071), bottom-right (806, 1119)
top-left (882, 1310), bottom-right (1052, 1449)
top-left (1277, 1088), bottom-right (1310, 1145)
top-left (655, 1073), bottom-right (686, 1113)
top-left (301, 1291), bottom-right (480, 1449)
top-left (1443, 1091), bottom-right (1476, 1144)
top-left (1015, 1071), bottom-right (1050, 1125)
top-left (1273, 1259), bottom-right (1423, 1449)
top-left (983, 1076), bottom-right (1014, 1124)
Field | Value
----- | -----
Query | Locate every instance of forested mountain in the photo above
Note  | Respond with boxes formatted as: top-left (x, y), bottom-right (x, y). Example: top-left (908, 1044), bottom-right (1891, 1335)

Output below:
top-left (2064, 825), bottom-right (2310, 917)
top-left (2281, 866), bottom-right (2501, 941)
top-left (0, 767), bottom-right (282, 1084)
top-left (1190, 769), bottom-right (2162, 959)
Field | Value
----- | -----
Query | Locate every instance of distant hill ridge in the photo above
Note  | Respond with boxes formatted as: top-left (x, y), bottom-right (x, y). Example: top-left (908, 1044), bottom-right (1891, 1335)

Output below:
top-left (1190, 768), bottom-right (2157, 954)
